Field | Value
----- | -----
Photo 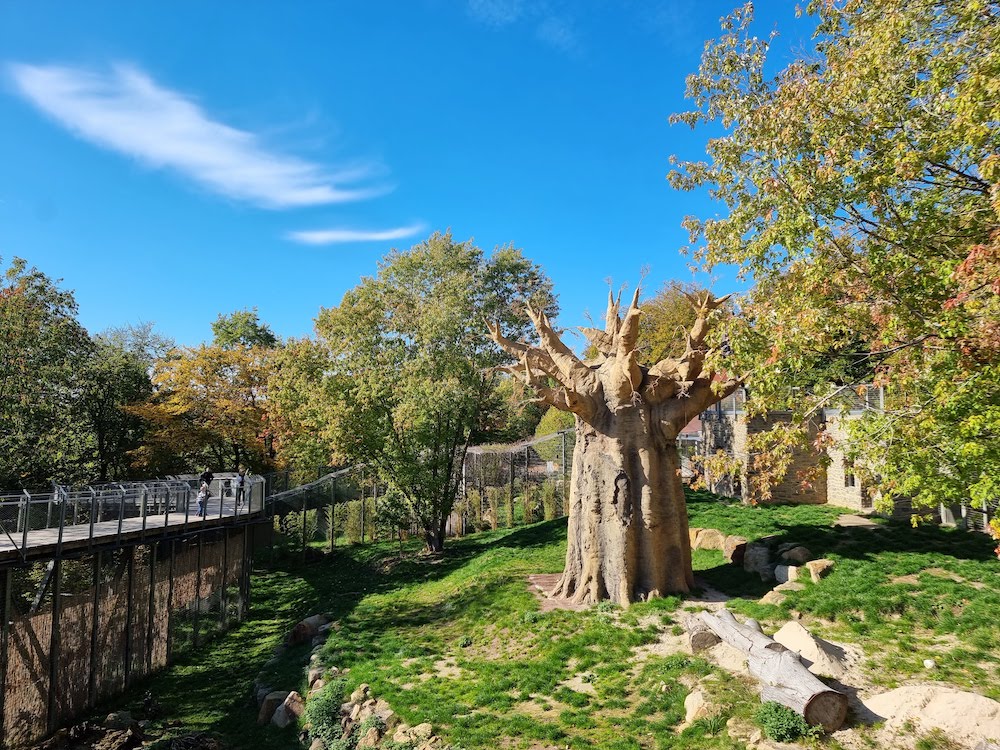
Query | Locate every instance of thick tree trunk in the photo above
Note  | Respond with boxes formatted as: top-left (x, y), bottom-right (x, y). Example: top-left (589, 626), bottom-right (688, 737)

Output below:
top-left (698, 610), bottom-right (848, 731)
top-left (550, 405), bottom-right (694, 605)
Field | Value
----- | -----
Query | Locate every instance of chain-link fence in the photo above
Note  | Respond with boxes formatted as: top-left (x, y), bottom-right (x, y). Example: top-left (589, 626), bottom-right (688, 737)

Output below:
top-left (263, 431), bottom-right (577, 559)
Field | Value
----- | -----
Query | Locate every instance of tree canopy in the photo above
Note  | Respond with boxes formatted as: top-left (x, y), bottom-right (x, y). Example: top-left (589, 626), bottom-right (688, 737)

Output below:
top-left (670, 0), bottom-right (1000, 509)
top-left (315, 231), bottom-right (555, 551)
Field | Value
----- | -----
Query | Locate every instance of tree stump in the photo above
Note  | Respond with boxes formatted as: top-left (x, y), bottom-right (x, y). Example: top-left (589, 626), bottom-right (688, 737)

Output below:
top-left (698, 610), bottom-right (848, 731)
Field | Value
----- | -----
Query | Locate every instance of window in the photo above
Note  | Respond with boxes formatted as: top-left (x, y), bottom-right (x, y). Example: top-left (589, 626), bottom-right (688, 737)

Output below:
top-left (844, 460), bottom-right (856, 488)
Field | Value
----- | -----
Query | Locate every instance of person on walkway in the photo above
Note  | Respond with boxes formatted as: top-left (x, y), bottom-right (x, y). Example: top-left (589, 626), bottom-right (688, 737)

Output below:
top-left (197, 468), bottom-right (214, 516)
top-left (234, 466), bottom-right (247, 510)
top-left (196, 479), bottom-right (210, 517)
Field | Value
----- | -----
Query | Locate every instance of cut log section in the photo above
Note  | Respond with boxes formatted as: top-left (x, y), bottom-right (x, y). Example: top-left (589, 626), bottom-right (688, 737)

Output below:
top-left (698, 610), bottom-right (848, 731)
top-left (683, 614), bottom-right (722, 653)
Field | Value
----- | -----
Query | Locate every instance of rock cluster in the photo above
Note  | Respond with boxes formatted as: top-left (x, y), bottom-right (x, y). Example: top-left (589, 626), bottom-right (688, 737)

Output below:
top-left (690, 527), bottom-right (836, 606)
top-left (253, 613), bottom-right (452, 750)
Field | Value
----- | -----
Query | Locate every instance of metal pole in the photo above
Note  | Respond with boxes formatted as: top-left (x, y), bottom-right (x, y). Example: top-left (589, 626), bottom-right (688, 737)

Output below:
top-left (0, 568), bottom-right (12, 743)
top-left (116, 487), bottom-right (126, 544)
top-left (221, 531), bottom-right (229, 630)
top-left (194, 536), bottom-right (202, 647)
top-left (87, 551), bottom-right (101, 708)
top-left (46, 559), bottom-right (62, 733)
top-left (140, 485), bottom-right (149, 539)
top-left (21, 490), bottom-right (30, 553)
top-left (165, 541), bottom-right (176, 665)
top-left (360, 470), bottom-right (366, 544)
top-left (88, 488), bottom-right (96, 551)
top-left (329, 477), bottom-right (336, 552)
top-left (146, 544), bottom-right (157, 675)
top-left (524, 446), bottom-right (530, 525)
top-left (123, 548), bottom-right (135, 689)
top-left (241, 526), bottom-right (251, 619)
top-left (55, 488), bottom-right (67, 560)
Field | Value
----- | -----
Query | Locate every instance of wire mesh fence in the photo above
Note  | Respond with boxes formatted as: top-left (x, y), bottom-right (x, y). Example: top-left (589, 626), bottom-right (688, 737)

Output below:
top-left (262, 431), bottom-right (577, 559)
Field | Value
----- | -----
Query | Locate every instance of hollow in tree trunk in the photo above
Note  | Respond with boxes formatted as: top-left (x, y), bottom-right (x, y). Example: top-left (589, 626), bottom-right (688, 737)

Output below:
top-left (489, 289), bottom-right (741, 605)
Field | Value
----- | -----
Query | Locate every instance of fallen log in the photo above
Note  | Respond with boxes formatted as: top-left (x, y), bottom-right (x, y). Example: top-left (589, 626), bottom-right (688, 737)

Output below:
top-left (698, 610), bottom-right (848, 731)
top-left (683, 614), bottom-right (721, 653)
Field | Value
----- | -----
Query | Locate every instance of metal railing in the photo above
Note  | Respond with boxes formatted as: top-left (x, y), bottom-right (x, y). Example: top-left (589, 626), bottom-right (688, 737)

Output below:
top-left (0, 475), bottom-right (266, 561)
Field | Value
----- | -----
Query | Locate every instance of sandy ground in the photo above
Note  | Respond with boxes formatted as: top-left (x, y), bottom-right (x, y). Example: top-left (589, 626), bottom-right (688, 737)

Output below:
top-left (527, 573), bottom-right (1000, 750)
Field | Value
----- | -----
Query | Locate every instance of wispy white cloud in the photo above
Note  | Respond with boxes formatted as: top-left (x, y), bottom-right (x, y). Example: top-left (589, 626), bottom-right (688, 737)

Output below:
top-left (535, 16), bottom-right (582, 56)
top-left (287, 223), bottom-right (425, 246)
top-left (7, 62), bottom-right (384, 209)
top-left (466, 1), bottom-right (583, 57)
top-left (466, 0), bottom-right (524, 26)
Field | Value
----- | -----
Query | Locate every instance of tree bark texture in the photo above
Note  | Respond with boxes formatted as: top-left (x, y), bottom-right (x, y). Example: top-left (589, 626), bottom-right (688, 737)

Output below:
top-left (698, 610), bottom-right (848, 731)
top-left (490, 289), bottom-right (742, 605)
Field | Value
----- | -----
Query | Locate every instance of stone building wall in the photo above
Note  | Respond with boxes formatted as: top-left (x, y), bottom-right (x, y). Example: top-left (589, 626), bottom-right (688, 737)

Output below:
top-left (823, 414), bottom-right (870, 511)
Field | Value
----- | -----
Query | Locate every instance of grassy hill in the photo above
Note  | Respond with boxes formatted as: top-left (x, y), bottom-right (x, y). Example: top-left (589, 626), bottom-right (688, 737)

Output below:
top-left (130, 490), bottom-right (999, 750)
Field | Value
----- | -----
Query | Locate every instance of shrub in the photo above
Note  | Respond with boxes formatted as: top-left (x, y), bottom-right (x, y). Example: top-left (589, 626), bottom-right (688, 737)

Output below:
top-left (753, 701), bottom-right (818, 742)
top-left (303, 678), bottom-right (347, 746)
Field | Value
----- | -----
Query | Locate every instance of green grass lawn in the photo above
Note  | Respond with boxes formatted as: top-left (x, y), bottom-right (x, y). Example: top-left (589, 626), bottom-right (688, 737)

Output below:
top-left (125, 489), bottom-right (999, 750)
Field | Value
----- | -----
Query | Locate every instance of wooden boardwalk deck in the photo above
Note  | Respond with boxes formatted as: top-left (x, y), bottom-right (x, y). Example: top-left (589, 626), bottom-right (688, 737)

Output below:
top-left (0, 496), bottom-right (265, 564)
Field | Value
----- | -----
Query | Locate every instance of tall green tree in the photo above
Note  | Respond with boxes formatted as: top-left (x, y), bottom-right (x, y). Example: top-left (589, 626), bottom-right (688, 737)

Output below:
top-left (78, 334), bottom-right (154, 482)
top-left (212, 307), bottom-right (278, 349)
top-left (670, 1), bottom-right (1000, 509)
top-left (315, 231), bottom-right (555, 551)
top-left (0, 258), bottom-right (92, 488)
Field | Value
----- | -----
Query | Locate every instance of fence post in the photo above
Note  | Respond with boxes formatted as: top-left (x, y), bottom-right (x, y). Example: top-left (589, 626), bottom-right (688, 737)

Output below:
top-left (360, 470), bottom-right (366, 544)
top-left (329, 477), bottom-right (336, 552)
top-left (46, 558), bottom-right (62, 734)
top-left (146, 543), bottom-right (157, 676)
top-left (88, 488), bottom-right (96, 551)
top-left (87, 551), bottom-right (101, 708)
top-left (21, 490), bottom-right (30, 553)
top-left (123, 548), bottom-right (135, 689)
top-left (0, 567), bottom-right (12, 744)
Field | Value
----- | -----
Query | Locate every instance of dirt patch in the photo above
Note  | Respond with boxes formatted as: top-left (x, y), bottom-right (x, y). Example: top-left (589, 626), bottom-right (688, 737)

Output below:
top-left (526, 574), bottom-right (591, 612)
top-left (559, 672), bottom-right (597, 695)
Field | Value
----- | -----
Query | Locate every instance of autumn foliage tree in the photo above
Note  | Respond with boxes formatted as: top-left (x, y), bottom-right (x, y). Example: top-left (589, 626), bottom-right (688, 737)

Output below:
top-left (491, 288), bottom-right (740, 604)
top-left (670, 1), bottom-right (1000, 510)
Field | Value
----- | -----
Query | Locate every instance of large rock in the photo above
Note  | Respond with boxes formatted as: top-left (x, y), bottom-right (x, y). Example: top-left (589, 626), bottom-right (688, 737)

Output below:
top-left (350, 684), bottom-right (371, 704)
top-left (805, 558), bottom-right (834, 582)
top-left (356, 726), bottom-right (382, 748)
top-left (392, 724), bottom-right (412, 744)
top-left (771, 621), bottom-right (849, 679)
top-left (780, 546), bottom-right (813, 564)
top-left (677, 689), bottom-right (713, 730)
top-left (863, 687), bottom-right (1000, 747)
top-left (257, 691), bottom-right (289, 725)
top-left (743, 542), bottom-right (774, 580)
top-left (283, 691), bottom-right (306, 720)
top-left (694, 528), bottom-right (726, 551)
top-left (103, 712), bottom-right (136, 731)
top-left (774, 565), bottom-right (800, 584)
top-left (723, 535), bottom-right (748, 565)
top-left (411, 722), bottom-right (434, 741)
top-left (271, 704), bottom-right (291, 728)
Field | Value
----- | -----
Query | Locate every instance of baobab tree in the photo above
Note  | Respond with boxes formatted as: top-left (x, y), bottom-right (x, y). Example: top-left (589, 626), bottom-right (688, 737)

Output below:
top-left (489, 289), bottom-right (741, 605)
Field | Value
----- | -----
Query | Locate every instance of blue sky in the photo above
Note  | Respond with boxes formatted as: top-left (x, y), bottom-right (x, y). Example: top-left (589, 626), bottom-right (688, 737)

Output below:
top-left (0, 1), bottom-right (812, 346)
